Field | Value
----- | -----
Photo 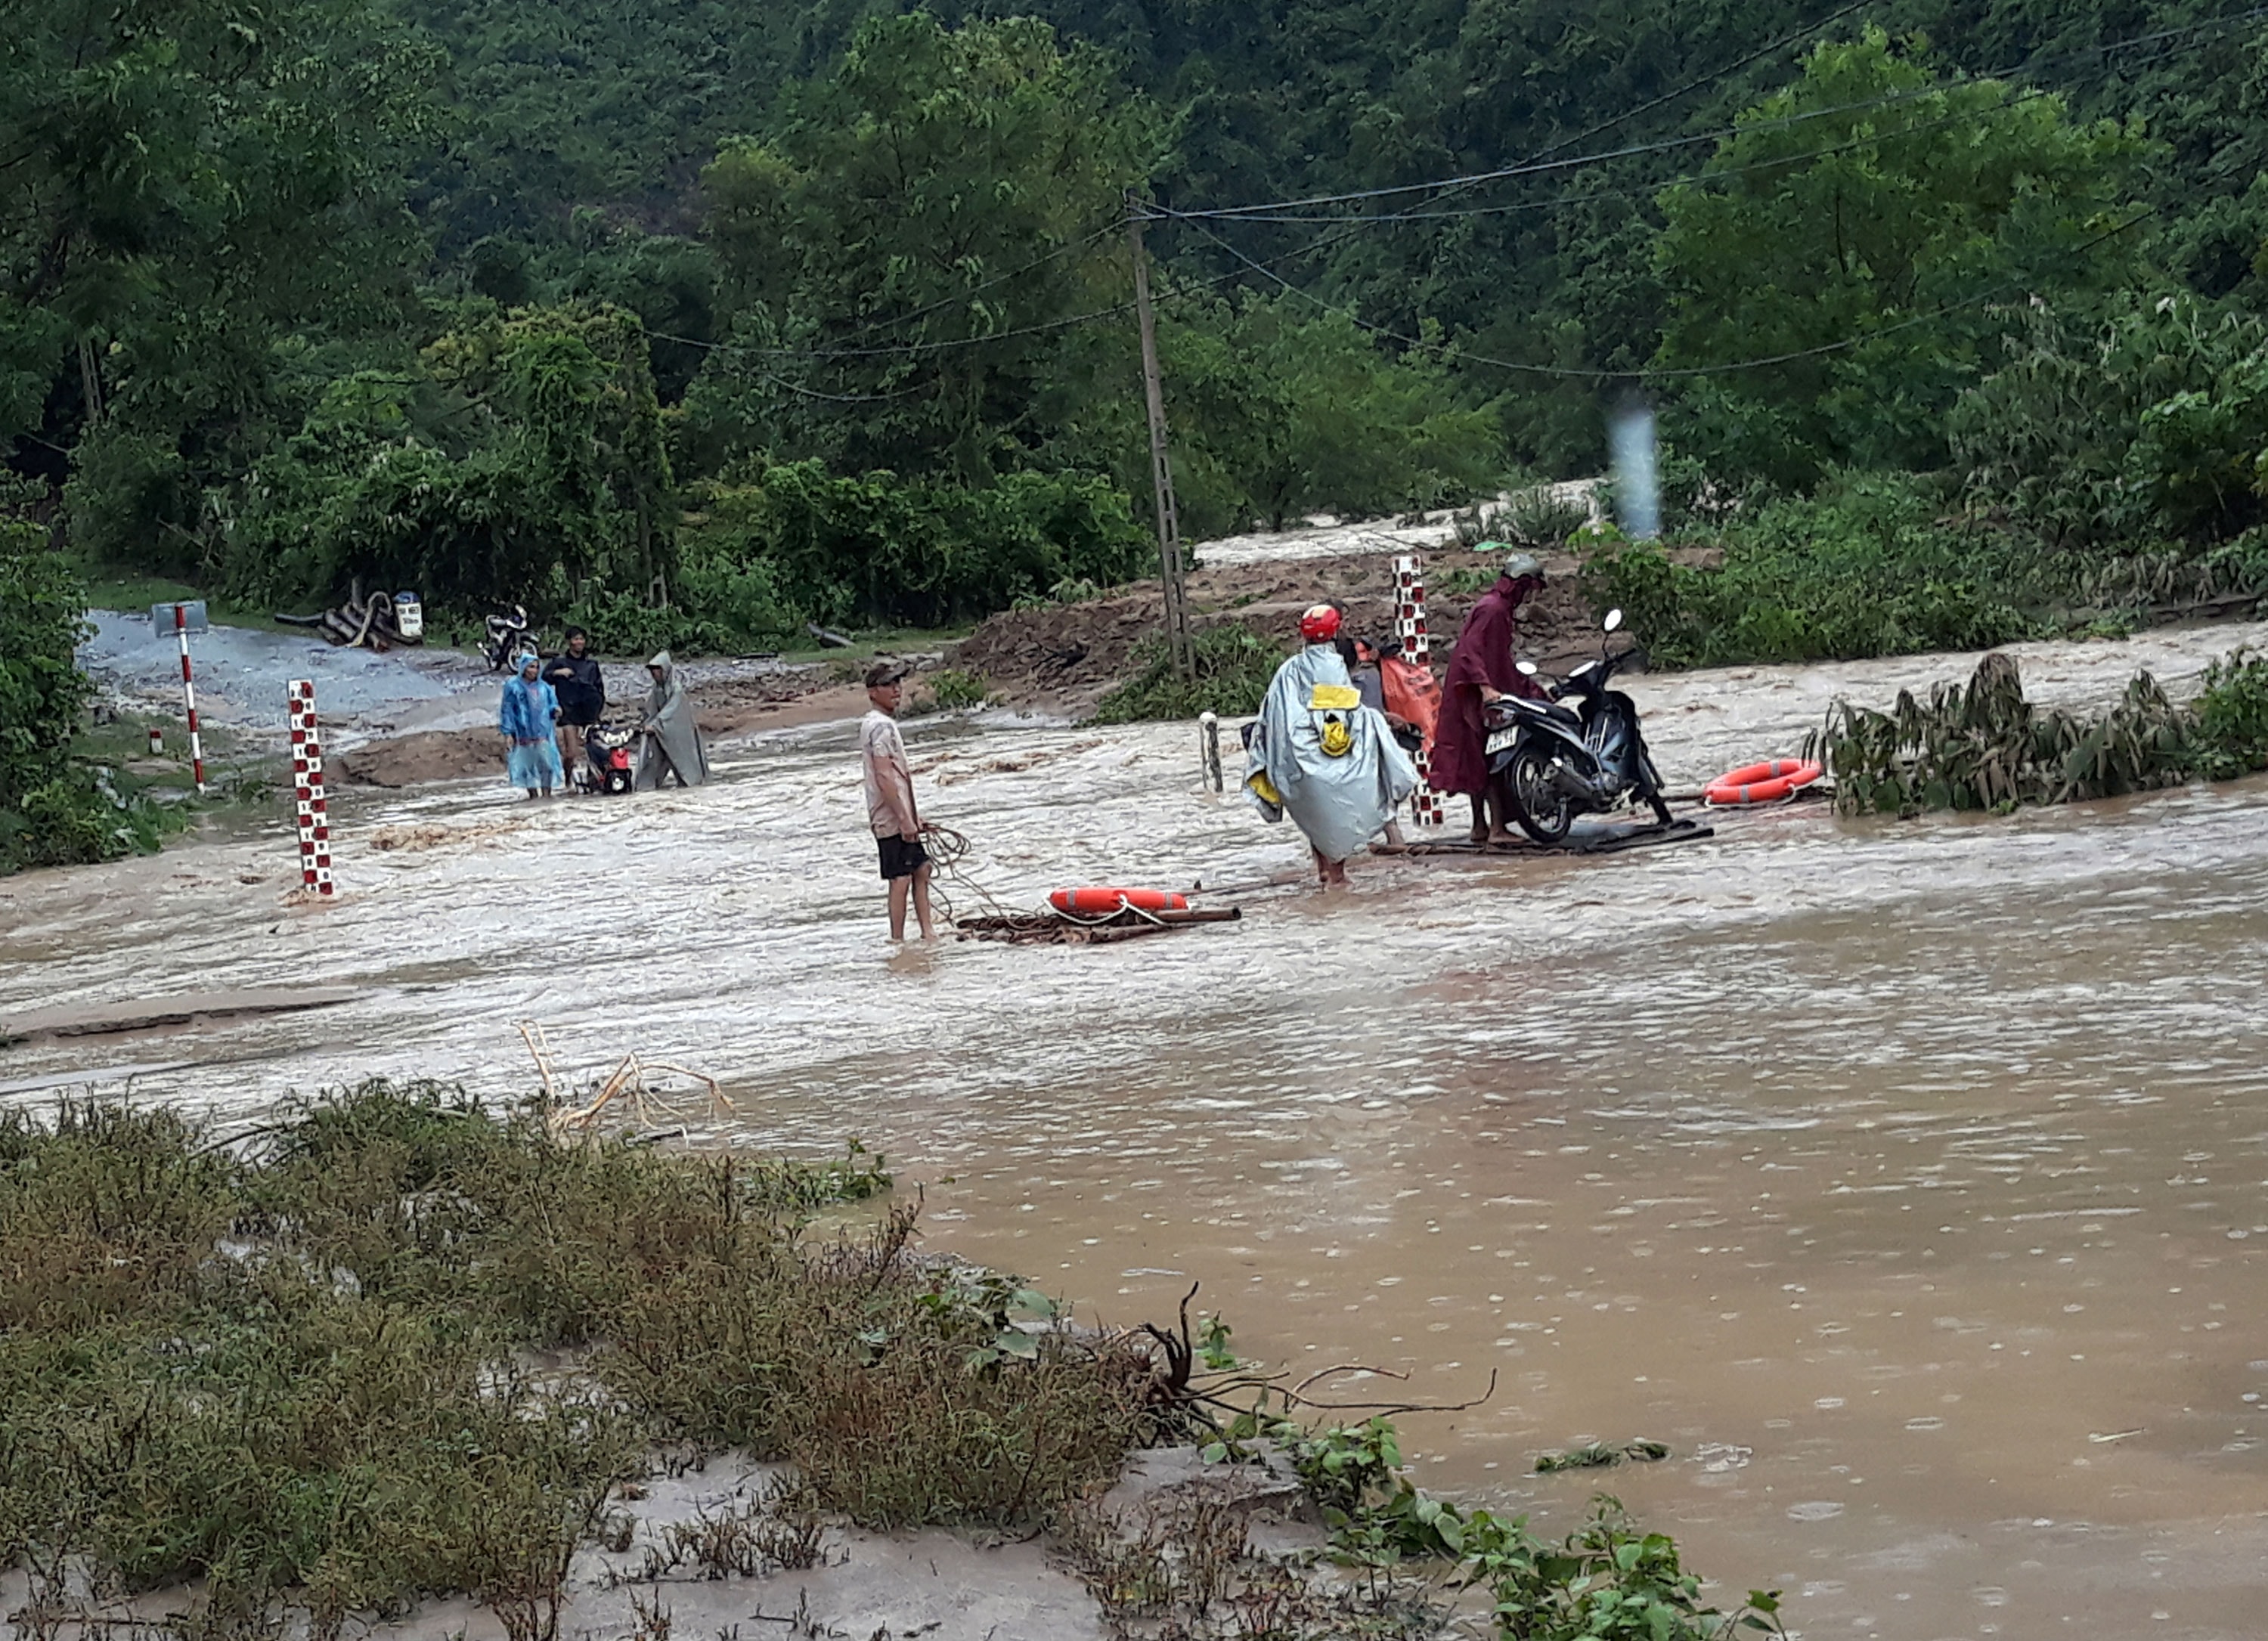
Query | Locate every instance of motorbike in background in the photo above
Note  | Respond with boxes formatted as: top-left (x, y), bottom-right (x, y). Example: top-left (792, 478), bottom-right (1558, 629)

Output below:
top-left (482, 605), bottom-right (537, 672)
top-left (1483, 608), bottom-right (1674, 844)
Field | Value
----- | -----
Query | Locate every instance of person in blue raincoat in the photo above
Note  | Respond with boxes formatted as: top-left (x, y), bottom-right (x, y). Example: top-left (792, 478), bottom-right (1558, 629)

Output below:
top-left (1244, 604), bottom-right (1417, 887)
top-left (498, 651), bottom-right (563, 798)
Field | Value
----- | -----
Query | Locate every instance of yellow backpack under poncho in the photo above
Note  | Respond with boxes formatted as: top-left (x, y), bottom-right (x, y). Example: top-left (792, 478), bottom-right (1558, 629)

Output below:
top-left (1310, 683), bottom-right (1359, 757)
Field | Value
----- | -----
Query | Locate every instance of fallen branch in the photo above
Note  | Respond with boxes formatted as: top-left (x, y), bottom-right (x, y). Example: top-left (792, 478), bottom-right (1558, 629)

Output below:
top-left (1284, 1363), bottom-right (1499, 1417)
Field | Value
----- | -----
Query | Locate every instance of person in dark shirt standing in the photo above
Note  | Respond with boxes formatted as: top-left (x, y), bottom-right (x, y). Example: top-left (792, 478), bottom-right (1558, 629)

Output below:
top-left (544, 627), bottom-right (606, 791)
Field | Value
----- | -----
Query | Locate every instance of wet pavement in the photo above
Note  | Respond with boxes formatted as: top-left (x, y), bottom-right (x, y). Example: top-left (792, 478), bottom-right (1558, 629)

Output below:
top-left (8, 620), bottom-right (2268, 1641)
top-left (76, 608), bottom-right (490, 746)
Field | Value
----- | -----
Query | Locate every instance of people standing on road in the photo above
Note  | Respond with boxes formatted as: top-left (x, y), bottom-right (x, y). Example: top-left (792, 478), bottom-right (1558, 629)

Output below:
top-left (861, 662), bottom-right (936, 941)
top-left (544, 627), bottom-right (606, 792)
top-left (634, 650), bottom-right (708, 790)
top-left (1431, 553), bottom-right (1547, 844)
top-left (498, 652), bottom-right (562, 800)
top-left (1244, 605), bottom-right (1415, 887)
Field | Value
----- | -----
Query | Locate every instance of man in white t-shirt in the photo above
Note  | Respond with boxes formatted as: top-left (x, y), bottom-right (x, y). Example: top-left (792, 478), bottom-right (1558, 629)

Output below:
top-left (860, 661), bottom-right (935, 940)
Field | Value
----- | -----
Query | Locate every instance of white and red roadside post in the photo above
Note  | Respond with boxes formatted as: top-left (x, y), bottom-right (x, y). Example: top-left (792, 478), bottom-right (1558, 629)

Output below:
top-left (286, 680), bottom-right (334, 895)
top-left (169, 602), bottom-right (207, 794)
top-left (1392, 553), bottom-right (1445, 826)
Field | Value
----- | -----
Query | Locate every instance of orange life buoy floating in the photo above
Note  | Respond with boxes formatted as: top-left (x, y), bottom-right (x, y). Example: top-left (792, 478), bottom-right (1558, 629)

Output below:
top-left (1049, 886), bottom-right (1190, 915)
top-left (1703, 758), bottom-right (1823, 807)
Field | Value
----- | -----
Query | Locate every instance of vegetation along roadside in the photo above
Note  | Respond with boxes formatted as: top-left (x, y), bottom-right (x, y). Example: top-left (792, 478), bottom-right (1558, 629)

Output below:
top-left (0, 1080), bottom-right (1783, 1641)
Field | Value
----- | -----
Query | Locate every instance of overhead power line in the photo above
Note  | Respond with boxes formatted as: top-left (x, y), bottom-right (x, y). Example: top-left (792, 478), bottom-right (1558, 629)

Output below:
top-left (1526, 0), bottom-right (1879, 163)
top-left (1171, 207), bottom-right (2157, 379)
top-left (1156, 3), bottom-right (2268, 223)
top-left (649, 1), bottom-right (2250, 392)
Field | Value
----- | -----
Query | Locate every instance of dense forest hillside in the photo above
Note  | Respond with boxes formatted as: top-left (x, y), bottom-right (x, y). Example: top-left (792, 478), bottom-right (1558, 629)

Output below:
top-left (10, 0), bottom-right (2268, 857)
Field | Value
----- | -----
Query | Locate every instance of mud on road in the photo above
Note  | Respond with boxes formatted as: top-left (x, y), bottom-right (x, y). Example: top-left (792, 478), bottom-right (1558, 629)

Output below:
top-left (951, 546), bottom-right (1607, 711)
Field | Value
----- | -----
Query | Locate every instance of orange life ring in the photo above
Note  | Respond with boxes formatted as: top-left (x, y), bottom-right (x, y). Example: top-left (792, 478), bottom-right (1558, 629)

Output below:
top-left (1049, 886), bottom-right (1189, 915)
top-left (1703, 758), bottom-right (1823, 807)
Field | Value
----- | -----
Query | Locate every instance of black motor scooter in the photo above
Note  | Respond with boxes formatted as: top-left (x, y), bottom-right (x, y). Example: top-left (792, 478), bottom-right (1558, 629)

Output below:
top-left (1483, 608), bottom-right (1674, 844)
top-left (481, 605), bottom-right (538, 672)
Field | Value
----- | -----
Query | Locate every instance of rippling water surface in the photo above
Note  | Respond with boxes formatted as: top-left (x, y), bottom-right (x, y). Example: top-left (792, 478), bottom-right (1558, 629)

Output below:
top-left (6, 624), bottom-right (2267, 1641)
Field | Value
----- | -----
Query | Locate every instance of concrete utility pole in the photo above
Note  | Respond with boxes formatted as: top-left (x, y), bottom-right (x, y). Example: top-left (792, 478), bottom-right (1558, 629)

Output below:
top-left (1127, 204), bottom-right (1194, 681)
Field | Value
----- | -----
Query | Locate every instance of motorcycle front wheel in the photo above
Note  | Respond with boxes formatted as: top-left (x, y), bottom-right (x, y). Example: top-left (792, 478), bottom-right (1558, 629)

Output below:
top-left (1504, 747), bottom-right (1575, 844)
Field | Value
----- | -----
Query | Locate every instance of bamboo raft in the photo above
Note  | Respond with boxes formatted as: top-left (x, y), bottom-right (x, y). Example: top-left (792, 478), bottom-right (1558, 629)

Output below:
top-left (955, 906), bottom-right (1243, 946)
top-left (1370, 816), bottom-right (1716, 858)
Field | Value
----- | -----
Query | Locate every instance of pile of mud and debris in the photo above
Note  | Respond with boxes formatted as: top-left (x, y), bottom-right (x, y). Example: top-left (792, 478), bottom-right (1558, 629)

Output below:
top-left (953, 546), bottom-right (1605, 711)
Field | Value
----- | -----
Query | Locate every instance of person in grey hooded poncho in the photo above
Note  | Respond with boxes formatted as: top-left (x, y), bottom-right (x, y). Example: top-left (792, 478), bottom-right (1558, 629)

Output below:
top-left (634, 650), bottom-right (708, 789)
top-left (1244, 605), bottom-right (1415, 886)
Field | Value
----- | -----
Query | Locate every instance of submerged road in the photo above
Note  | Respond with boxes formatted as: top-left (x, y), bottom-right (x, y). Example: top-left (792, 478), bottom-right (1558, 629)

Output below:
top-left (7, 618), bottom-right (2268, 1641)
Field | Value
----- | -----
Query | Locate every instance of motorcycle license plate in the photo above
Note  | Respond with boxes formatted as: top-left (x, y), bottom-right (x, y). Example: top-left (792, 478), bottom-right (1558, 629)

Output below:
top-left (1485, 728), bottom-right (1519, 754)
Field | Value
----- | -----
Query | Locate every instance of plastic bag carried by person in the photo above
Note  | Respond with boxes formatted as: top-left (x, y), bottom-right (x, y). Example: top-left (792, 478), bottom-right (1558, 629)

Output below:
top-left (1380, 649), bottom-right (1441, 756)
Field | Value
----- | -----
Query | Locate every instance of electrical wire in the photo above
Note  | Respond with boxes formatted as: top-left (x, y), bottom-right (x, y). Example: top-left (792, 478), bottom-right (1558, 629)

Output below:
top-left (1524, 0), bottom-right (1879, 163)
top-left (818, 216), bottom-right (1126, 343)
top-left (1169, 90), bottom-right (2065, 228)
top-left (744, 370), bottom-right (932, 404)
top-left (1169, 206), bottom-right (2157, 379)
top-left (649, 2), bottom-right (2248, 385)
top-left (1158, 4), bottom-right (2268, 222)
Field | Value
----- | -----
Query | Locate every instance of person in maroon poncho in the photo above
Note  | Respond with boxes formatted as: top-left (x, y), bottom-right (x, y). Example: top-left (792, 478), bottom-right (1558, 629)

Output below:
top-left (1430, 553), bottom-right (1547, 843)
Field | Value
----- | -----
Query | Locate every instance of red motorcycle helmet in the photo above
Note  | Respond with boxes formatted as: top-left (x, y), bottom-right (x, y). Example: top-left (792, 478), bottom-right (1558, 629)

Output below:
top-left (1298, 603), bottom-right (1342, 642)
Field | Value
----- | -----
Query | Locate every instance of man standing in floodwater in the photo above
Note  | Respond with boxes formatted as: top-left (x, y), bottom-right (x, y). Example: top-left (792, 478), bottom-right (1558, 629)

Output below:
top-left (861, 661), bottom-right (936, 941)
top-left (543, 627), bottom-right (604, 791)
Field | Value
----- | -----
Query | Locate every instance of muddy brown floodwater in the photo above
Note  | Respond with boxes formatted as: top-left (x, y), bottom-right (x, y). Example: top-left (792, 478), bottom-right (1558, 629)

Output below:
top-left (7, 621), bottom-right (2268, 1641)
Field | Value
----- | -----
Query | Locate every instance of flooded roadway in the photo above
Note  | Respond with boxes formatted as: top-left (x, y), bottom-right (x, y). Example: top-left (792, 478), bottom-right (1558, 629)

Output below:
top-left (6, 621), bottom-right (2268, 1640)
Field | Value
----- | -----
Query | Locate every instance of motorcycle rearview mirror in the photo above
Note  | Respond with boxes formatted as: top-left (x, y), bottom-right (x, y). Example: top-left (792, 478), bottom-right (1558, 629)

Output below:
top-left (1516, 660), bottom-right (1540, 676)
top-left (1603, 608), bottom-right (1624, 633)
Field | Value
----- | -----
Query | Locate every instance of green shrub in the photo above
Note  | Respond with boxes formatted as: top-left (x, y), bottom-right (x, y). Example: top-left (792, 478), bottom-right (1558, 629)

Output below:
top-left (60, 426), bottom-right (196, 575)
top-left (0, 519), bottom-right (181, 874)
top-left (0, 519), bottom-right (92, 807)
top-left (2192, 646), bottom-right (2268, 777)
top-left (1091, 623), bottom-right (1286, 723)
top-left (720, 461), bottom-right (1151, 630)
top-left (1582, 475), bottom-right (2050, 669)
top-left (1811, 649), bottom-right (2268, 815)
top-left (926, 669), bottom-right (990, 711)
top-left (1950, 294), bottom-right (2268, 548)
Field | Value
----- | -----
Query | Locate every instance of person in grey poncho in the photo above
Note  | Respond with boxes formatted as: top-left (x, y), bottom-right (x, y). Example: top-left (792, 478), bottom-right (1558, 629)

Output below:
top-left (1244, 604), bottom-right (1416, 886)
top-left (634, 649), bottom-right (709, 789)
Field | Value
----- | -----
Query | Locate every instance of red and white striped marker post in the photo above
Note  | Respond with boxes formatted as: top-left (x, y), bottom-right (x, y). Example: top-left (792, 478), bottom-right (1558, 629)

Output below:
top-left (286, 680), bottom-right (334, 894)
top-left (1392, 553), bottom-right (1445, 827)
top-left (170, 602), bottom-right (206, 794)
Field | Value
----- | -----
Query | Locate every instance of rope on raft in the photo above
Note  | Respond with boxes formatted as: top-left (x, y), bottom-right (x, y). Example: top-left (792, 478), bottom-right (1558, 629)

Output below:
top-left (922, 822), bottom-right (1242, 945)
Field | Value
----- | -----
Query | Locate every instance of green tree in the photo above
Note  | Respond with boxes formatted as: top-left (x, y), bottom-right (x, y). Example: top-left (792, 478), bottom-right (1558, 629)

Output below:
top-left (1101, 293), bottom-right (1504, 534)
top-left (223, 304), bottom-right (674, 614)
top-left (1950, 294), bottom-right (2268, 546)
top-left (1653, 29), bottom-right (2140, 485)
top-left (685, 13), bottom-right (1166, 482)
top-left (0, 0), bottom-right (441, 570)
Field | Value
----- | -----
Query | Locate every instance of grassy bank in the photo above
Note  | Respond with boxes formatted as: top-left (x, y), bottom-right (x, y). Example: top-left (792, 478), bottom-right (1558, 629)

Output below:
top-left (0, 1084), bottom-right (1144, 1635)
top-left (0, 1083), bottom-right (1786, 1641)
